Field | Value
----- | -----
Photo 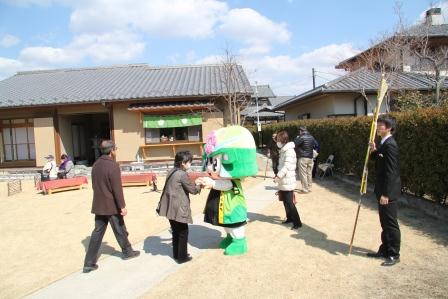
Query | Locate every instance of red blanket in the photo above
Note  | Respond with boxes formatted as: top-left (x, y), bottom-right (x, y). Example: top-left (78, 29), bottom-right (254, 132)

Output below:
top-left (121, 173), bottom-right (157, 184)
top-left (37, 176), bottom-right (88, 193)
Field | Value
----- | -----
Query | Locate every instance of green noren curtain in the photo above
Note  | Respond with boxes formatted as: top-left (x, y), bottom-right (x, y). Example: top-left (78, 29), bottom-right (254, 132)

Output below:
top-left (143, 114), bottom-right (202, 128)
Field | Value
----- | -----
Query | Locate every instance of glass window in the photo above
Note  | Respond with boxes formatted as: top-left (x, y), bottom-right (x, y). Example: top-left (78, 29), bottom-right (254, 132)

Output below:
top-left (145, 128), bottom-right (160, 144)
top-left (175, 127), bottom-right (188, 141)
top-left (144, 125), bottom-right (202, 143)
top-left (188, 126), bottom-right (201, 141)
top-left (1, 119), bottom-right (34, 161)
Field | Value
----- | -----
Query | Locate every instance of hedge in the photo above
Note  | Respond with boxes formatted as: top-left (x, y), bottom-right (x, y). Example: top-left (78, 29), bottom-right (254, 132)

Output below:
top-left (249, 106), bottom-right (448, 204)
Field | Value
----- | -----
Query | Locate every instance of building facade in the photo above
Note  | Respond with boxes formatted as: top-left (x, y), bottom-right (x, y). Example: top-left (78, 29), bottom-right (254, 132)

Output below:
top-left (0, 64), bottom-right (252, 167)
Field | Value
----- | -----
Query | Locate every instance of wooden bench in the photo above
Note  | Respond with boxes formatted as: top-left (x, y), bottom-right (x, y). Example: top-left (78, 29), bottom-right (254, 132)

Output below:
top-left (37, 176), bottom-right (89, 195)
top-left (121, 173), bottom-right (158, 191)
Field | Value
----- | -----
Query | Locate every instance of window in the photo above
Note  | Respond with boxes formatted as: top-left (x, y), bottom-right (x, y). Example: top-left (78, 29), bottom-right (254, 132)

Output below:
top-left (298, 113), bottom-right (311, 119)
top-left (143, 114), bottom-right (203, 144)
top-left (1, 119), bottom-right (35, 161)
top-left (145, 126), bottom-right (202, 144)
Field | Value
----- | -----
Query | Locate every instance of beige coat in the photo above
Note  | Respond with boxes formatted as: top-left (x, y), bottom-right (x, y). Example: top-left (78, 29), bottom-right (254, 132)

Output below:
top-left (158, 168), bottom-right (201, 224)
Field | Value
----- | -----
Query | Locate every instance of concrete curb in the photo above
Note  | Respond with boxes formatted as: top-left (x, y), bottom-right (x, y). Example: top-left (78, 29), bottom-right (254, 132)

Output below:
top-left (333, 173), bottom-right (448, 220)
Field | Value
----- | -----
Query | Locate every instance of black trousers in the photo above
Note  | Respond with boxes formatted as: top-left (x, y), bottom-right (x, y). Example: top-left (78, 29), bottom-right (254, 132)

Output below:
top-left (169, 219), bottom-right (189, 260)
top-left (272, 157), bottom-right (279, 176)
top-left (84, 214), bottom-right (132, 266)
top-left (378, 200), bottom-right (401, 257)
top-left (280, 190), bottom-right (302, 226)
top-left (312, 158), bottom-right (317, 178)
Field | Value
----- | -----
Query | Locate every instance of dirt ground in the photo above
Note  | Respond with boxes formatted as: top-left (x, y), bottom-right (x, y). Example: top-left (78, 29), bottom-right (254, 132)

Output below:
top-left (0, 161), bottom-right (263, 299)
top-left (143, 179), bottom-right (448, 299)
top-left (1, 156), bottom-right (448, 298)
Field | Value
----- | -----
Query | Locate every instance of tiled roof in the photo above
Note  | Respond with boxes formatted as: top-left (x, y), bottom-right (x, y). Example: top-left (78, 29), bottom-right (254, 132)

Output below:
top-left (128, 101), bottom-right (214, 112)
top-left (336, 23), bottom-right (448, 69)
top-left (250, 84), bottom-right (276, 98)
top-left (275, 69), bottom-right (448, 109)
top-left (270, 95), bottom-right (295, 109)
top-left (404, 23), bottom-right (448, 37)
top-left (0, 64), bottom-right (252, 108)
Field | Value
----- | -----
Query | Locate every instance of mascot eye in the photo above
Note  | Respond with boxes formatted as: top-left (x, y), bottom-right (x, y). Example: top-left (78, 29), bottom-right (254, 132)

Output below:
top-left (212, 158), bottom-right (219, 172)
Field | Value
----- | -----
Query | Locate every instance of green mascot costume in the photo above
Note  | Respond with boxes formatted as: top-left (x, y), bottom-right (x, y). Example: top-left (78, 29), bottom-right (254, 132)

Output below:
top-left (199, 126), bottom-right (258, 255)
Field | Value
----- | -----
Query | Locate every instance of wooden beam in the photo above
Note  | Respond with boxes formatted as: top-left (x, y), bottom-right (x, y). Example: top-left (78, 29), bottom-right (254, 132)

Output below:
top-left (53, 110), bottom-right (62, 164)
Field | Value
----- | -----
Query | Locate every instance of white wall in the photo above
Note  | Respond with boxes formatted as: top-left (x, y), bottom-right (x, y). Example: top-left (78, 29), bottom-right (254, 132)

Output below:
top-left (284, 96), bottom-right (334, 120)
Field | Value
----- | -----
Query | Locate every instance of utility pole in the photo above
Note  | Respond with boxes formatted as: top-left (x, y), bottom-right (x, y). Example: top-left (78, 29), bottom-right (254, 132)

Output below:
top-left (312, 68), bottom-right (316, 89)
top-left (254, 81), bottom-right (262, 148)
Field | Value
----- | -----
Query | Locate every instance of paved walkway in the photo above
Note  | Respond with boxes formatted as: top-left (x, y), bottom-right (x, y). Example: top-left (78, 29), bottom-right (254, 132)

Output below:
top-left (26, 179), bottom-right (277, 299)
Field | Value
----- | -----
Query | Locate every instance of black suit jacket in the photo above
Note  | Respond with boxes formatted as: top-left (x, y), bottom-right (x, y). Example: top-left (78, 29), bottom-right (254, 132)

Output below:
top-left (371, 136), bottom-right (401, 200)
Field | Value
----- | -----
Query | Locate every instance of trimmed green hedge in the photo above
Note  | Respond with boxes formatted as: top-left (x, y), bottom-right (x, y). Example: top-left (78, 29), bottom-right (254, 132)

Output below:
top-left (249, 107), bottom-right (448, 203)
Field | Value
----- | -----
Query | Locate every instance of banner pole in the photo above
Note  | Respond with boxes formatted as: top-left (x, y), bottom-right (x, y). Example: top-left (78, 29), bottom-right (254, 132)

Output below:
top-left (348, 75), bottom-right (388, 255)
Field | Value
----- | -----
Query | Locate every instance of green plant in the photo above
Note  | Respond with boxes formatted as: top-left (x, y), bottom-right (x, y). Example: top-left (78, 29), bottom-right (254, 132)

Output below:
top-left (248, 106), bottom-right (448, 204)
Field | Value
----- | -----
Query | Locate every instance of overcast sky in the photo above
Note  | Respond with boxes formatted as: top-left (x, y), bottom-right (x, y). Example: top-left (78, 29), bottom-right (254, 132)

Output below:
top-left (0, 0), bottom-right (446, 95)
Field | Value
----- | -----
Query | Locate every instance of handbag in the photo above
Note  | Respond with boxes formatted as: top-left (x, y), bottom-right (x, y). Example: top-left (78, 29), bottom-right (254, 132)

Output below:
top-left (156, 169), bottom-right (178, 214)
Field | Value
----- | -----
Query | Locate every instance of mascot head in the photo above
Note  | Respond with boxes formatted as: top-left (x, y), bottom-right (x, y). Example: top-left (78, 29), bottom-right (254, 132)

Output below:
top-left (203, 126), bottom-right (258, 179)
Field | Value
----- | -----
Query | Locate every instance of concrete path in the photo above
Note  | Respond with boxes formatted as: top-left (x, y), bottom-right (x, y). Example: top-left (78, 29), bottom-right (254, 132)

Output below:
top-left (26, 178), bottom-right (277, 299)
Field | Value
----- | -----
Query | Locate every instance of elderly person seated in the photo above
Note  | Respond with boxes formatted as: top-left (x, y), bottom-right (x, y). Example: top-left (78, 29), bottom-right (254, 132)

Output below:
top-left (58, 154), bottom-right (75, 179)
top-left (42, 154), bottom-right (58, 181)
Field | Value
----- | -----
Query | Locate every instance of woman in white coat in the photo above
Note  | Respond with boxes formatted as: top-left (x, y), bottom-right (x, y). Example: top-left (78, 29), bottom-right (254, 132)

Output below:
top-left (274, 130), bottom-right (302, 230)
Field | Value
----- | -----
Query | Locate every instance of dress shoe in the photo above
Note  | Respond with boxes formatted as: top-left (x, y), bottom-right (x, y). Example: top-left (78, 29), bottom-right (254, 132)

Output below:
top-left (122, 250), bottom-right (140, 260)
top-left (176, 256), bottom-right (193, 264)
top-left (282, 220), bottom-right (292, 224)
top-left (82, 264), bottom-right (98, 273)
top-left (291, 224), bottom-right (302, 230)
top-left (173, 253), bottom-right (191, 260)
top-left (367, 252), bottom-right (386, 259)
top-left (381, 256), bottom-right (400, 266)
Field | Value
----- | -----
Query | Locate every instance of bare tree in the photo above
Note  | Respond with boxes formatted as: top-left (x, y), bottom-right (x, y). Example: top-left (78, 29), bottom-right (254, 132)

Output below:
top-left (219, 47), bottom-right (252, 126)
top-left (408, 19), bottom-right (448, 104)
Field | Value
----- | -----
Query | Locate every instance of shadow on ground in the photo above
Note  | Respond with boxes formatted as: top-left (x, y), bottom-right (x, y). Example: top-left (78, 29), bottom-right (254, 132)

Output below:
top-left (81, 236), bottom-right (122, 258)
top-left (315, 178), bottom-right (448, 247)
top-left (247, 212), bottom-right (370, 257)
top-left (142, 225), bottom-right (222, 258)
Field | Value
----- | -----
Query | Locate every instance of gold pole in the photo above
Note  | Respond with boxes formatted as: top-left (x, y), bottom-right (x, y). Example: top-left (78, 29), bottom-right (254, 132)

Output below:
top-left (349, 75), bottom-right (388, 255)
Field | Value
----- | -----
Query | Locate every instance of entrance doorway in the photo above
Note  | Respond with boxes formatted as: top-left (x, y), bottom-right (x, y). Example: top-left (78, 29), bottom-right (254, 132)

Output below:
top-left (59, 113), bottom-right (110, 166)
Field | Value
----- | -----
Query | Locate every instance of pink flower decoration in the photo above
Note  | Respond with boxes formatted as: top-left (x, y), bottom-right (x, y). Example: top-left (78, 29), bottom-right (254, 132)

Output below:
top-left (205, 131), bottom-right (217, 155)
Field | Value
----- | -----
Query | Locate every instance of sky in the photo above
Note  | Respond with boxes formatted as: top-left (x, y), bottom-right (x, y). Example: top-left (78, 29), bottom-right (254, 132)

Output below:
top-left (0, 0), bottom-right (446, 95)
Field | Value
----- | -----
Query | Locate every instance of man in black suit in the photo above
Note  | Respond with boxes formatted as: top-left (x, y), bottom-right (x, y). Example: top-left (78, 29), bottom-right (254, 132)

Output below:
top-left (367, 115), bottom-right (401, 266)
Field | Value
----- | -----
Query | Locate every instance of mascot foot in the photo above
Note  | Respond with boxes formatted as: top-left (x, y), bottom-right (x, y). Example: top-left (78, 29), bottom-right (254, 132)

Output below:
top-left (224, 238), bottom-right (247, 256)
top-left (219, 234), bottom-right (233, 249)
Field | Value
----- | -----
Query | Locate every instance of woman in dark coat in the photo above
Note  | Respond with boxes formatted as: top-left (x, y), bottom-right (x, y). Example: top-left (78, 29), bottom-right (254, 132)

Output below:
top-left (157, 151), bottom-right (202, 263)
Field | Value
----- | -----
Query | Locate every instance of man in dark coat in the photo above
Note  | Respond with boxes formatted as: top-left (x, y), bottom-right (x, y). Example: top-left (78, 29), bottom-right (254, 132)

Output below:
top-left (368, 115), bottom-right (401, 266)
top-left (83, 140), bottom-right (140, 273)
top-left (267, 133), bottom-right (279, 176)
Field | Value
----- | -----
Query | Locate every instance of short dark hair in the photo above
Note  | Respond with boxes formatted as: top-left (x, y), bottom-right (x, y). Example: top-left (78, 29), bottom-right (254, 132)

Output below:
top-left (61, 154), bottom-right (68, 160)
top-left (174, 151), bottom-right (193, 168)
top-left (377, 114), bottom-right (396, 133)
top-left (276, 130), bottom-right (289, 144)
top-left (100, 140), bottom-right (116, 155)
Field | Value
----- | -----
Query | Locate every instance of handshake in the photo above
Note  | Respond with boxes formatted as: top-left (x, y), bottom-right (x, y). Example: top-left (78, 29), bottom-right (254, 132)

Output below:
top-left (194, 176), bottom-right (214, 189)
